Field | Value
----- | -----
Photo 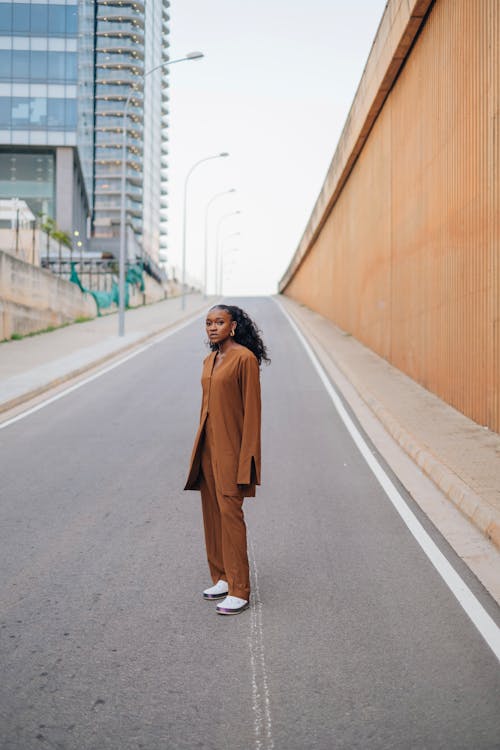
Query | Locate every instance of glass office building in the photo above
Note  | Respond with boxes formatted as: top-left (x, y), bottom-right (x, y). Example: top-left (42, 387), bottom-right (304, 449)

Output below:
top-left (0, 0), bottom-right (94, 241)
top-left (93, 0), bottom-right (170, 263)
top-left (0, 1), bottom-right (170, 263)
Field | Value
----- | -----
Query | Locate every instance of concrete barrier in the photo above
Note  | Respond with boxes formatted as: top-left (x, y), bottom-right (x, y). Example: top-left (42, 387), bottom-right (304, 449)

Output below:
top-left (0, 250), bottom-right (97, 340)
top-left (279, 0), bottom-right (500, 433)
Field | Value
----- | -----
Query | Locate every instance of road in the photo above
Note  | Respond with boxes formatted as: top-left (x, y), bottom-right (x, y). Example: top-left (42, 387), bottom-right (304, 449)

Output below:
top-left (1, 296), bottom-right (499, 750)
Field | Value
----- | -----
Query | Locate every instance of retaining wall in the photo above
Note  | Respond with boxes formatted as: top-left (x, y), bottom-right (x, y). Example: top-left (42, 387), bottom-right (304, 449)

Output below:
top-left (279, 0), bottom-right (499, 432)
top-left (0, 250), bottom-right (97, 340)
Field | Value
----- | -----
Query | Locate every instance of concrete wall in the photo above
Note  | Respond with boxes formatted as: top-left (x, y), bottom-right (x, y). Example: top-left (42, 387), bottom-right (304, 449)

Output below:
top-left (0, 250), bottom-right (97, 340)
top-left (128, 273), bottom-right (167, 308)
top-left (279, 0), bottom-right (500, 432)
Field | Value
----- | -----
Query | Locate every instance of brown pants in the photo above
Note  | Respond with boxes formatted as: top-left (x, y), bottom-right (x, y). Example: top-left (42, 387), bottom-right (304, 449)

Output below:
top-left (199, 417), bottom-right (250, 600)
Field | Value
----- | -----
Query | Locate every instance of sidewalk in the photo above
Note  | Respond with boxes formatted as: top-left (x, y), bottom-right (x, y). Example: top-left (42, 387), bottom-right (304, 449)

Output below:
top-left (279, 296), bottom-right (500, 556)
top-left (0, 293), bottom-right (216, 413)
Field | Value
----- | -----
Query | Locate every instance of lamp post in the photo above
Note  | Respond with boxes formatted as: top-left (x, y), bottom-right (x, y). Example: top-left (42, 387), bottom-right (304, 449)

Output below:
top-left (219, 234), bottom-right (240, 295)
top-left (118, 51), bottom-right (204, 337)
top-left (74, 230), bottom-right (81, 274)
top-left (181, 152), bottom-right (229, 310)
top-left (203, 188), bottom-right (236, 299)
top-left (215, 210), bottom-right (241, 296)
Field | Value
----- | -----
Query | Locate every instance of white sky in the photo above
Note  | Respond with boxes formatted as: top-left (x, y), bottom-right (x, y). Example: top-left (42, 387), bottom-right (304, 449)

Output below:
top-left (167, 0), bottom-right (387, 295)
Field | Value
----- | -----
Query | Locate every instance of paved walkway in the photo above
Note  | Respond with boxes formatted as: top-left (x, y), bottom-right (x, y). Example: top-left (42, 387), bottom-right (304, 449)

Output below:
top-left (280, 296), bottom-right (500, 556)
top-left (0, 294), bottom-right (217, 412)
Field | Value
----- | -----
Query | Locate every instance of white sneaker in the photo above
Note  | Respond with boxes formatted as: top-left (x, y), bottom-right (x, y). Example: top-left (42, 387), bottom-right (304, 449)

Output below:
top-left (216, 595), bottom-right (249, 615)
top-left (203, 580), bottom-right (229, 600)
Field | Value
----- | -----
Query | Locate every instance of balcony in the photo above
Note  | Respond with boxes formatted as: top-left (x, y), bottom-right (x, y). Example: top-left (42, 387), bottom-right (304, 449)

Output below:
top-left (96, 70), bottom-right (143, 85)
top-left (96, 61), bottom-right (145, 76)
top-left (95, 107), bottom-right (144, 124)
top-left (97, 0), bottom-right (145, 11)
top-left (95, 151), bottom-right (143, 168)
top-left (96, 135), bottom-right (143, 153)
top-left (94, 165), bottom-right (143, 184)
top-left (95, 88), bottom-right (144, 103)
top-left (97, 6), bottom-right (145, 27)
top-left (96, 29), bottom-right (145, 46)
top-left (95, 117), bottom-right (143, 133)
top-left (97, 51), bottom-right (144, 65)
top-left (95, 38), bottom-right (145, 56)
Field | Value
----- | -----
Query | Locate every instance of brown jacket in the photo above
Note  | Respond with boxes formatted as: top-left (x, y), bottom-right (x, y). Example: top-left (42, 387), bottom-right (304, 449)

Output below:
top-left (184, 345), bottom-right (261, 497)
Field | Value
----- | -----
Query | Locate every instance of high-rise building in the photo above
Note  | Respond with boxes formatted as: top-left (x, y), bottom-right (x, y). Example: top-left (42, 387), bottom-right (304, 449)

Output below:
top-left (0, 0), bottom-right (95, 243)
top-left (0, 1), bottom-right (170, 266)
top-left (92, 0), bottom-right (170, 264)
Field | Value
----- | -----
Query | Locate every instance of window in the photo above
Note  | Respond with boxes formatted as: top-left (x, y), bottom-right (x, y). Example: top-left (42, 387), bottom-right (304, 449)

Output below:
top-left (65, 98), bottom-right (77, 128)
top-left (12, 98), bottom-right (30, 126)
top-left (65, 53), bottom-right (77, 82)
top-left (66, 6), bottom-right (78, 34)
top-left (12, 4), bottom-right (30, 33)
top-left (31, 5), bottom-right (48, 35)
top-left (47, 98), bottom-right (65, 127)
top-left (0, 152), bottom-right (55, 220)
top-left (48, 6), bottom-right (66, 35)
top-left (30, 97), bottom-right (47, 126)
top-left (0, 97), bottom-right (11, 127)
top-left (0, 3), bottom-right (12, 33)
top-left (30, 51), bottom-right (48, 82)
top-left (0, 50), bottom-right (12, 80)
top-left (48, 51), bottom-right (66, 81)
top-left (14, 50), bottom-right (30, 79)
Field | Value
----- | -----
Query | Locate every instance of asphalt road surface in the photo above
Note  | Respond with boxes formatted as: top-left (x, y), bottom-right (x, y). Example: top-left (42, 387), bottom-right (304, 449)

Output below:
top-left (1, 296), bottom-right (499, 750)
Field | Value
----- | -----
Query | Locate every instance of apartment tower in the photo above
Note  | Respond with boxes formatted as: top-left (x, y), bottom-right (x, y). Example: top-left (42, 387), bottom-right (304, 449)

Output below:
top-left (92, 0), bottom-right (170, 264)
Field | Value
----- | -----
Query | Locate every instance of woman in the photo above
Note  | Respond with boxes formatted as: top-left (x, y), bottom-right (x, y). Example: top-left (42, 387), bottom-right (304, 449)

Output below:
top-left (184, 304), bottom-right (270, 615)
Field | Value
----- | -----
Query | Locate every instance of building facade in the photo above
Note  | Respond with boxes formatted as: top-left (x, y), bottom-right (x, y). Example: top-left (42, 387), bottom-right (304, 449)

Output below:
top-left (0, 0), bottom-right (170, 266)
top-left (0, 0), bottom-right (94, 243)
top-left (92, 0), bottom-right (170, 264)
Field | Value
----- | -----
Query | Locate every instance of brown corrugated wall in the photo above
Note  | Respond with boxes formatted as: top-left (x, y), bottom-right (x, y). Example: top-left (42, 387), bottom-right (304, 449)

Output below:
top-left (282, 0), bottom-right (500, 432)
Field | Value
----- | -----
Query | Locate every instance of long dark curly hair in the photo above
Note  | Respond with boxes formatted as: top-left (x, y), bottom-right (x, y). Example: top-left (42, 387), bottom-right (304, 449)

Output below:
top-left (208, 305), bottom-right (271, 366)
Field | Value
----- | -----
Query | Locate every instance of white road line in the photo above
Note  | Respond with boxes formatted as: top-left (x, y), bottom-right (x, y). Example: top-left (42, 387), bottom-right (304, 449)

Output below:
top-left (248, 534), bottom-right (274, 750)
top-left (274, 298), bottom-right (500, 663)
top-left (0, 311), bottom-right (204, 431)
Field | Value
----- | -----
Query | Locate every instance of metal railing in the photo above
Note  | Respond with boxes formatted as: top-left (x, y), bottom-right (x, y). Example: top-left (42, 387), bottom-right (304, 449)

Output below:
top-left (40, 257), bottom-right (120, 292)
top-left (41, 252), bottom-right (166, 288)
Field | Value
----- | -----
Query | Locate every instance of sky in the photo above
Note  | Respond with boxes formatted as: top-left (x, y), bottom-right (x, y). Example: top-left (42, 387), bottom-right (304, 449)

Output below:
top-left (167, 0), bottom-right (388, 296)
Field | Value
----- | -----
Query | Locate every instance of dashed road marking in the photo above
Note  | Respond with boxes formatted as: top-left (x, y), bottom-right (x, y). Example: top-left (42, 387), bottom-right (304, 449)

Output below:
top-left (248, 534), bottom-right (274, 750)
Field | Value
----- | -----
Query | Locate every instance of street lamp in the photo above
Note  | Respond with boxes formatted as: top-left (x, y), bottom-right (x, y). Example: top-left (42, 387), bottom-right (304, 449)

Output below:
top-left (219, 232), bottom-right (241, 294)
top-left (181, 152), bottom-right (229, 310)
top-left (203, 188), bottom-right (236, 299)
top-left (73, 229), bottom-right (82, 276)
top-left (118, 51), bottom-right (204, 337)
top-left (215, 211), bottom-right (241, 295)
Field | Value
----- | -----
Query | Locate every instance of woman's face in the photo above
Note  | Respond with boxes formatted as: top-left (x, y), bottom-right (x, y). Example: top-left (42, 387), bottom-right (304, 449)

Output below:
top-left (206, 308), bottom-right (236, 344)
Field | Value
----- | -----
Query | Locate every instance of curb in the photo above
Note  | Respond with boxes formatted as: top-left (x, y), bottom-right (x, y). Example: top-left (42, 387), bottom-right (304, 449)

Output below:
top-left (0, 298), bottom-right (212, 416)
top-left (281, 298), bottom-right (500, 551)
